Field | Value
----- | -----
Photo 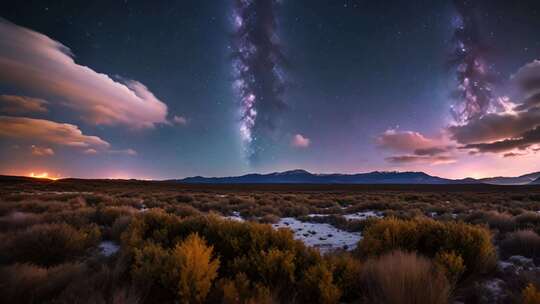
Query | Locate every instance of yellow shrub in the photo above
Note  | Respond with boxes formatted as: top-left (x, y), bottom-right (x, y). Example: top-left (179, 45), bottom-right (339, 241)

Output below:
top-left (300, 263), bottom-right (342, 304)
top-left (523, 283), bottom-right (540, 304)
top-left (326, 253), bottom-right (363, 301)
top-left (168, 233), bottom-right (219, 304)
top-left (435, 251), bottom-right (466, 283)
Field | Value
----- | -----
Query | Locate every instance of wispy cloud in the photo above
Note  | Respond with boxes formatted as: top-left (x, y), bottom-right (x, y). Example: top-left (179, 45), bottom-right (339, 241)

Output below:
top-left (0, 95), bottom-right (48, 114)
top-left (0, 116), bottom-right (110, 150)
top-left (30, 145), bottom-right (54, 156)
top-left (173, 115), bottom-right (188, 126)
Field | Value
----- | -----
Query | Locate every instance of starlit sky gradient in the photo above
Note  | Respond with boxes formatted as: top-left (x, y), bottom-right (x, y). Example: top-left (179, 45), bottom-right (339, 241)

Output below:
top-left (1, 1), bottom-right (540, 180)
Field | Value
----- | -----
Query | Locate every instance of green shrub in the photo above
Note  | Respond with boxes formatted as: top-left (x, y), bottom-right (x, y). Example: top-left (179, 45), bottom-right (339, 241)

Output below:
top-left (357, 217), bottom-right (496, 277)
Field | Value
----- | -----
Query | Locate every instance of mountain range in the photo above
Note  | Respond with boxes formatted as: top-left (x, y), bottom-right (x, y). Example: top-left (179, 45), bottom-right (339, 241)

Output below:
top-left (176, 169), bottom-right (540, 185)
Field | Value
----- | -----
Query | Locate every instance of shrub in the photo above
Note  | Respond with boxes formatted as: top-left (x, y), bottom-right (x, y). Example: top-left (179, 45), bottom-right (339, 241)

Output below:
top-left (259, 214), bottom-right (280, 224)
top-left (111, 215), bottom-right (132, 241)
top-left (435, 251), bottom-right (466, 284)
top-left (42, 208), bottom-right (96, 228)
top-left (166, 204), bottom-right (202, 217)
top-left (299, 263), bottom-right (342, 304)
top-left (176, 194), bottom-right (194, 203)
top-left (123, 210), bottom-right (327, 302)
top-left (55, 264), bottom-right (142, 304)
top-left (360, 251), bottom-right (450, 304)
top-left (215, 273), bottom-right (274, 304)
top-left (468, 211), bottom-right (516, 233)
top-left (0, 262), bottom-right (87, 303)
top-left (0, 223), bottom-right (101, 266)
top-left (499, 230), bottom-right (540, 263)
top-left (523, 283), bottom-right (540, 304)
top-left (326, 253), bottom-right (363, 301)
top-left (0, 211), bottom-right (43, 231)
top-left (95, 206), bottom-right (137, 226)
top-left (357, 217), bottom-right (496, 277)
top-left (515, 212), bottom-right (540, 230)
top-left (167, 233), bottom-right (220, 304)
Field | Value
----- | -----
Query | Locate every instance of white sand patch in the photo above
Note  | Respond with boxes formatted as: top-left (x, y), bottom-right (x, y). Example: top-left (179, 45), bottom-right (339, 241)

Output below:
top-left (343, 210), bottom-right (382, 221)
top-left (224, 211), bottom-right (245, 222)
top-left (482, 278), bottom-right (505, 302)
top-left (99, 241), bottom-right (120, 257)
top-left (273, 217), bottom-right (361, 253)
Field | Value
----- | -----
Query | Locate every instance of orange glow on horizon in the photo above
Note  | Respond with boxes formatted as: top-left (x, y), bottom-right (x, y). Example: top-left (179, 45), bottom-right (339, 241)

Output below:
top-left (29, 172), bottom-right (60, 180)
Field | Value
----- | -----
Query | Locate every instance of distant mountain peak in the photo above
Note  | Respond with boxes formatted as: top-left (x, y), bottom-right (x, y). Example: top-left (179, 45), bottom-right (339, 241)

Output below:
top-left (275, 169), bottom-right (311, 175)
top-left (177, 169), bottom-right (479, 184)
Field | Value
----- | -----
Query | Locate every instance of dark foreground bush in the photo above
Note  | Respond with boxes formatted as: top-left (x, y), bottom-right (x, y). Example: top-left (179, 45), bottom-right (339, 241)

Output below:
top-left (360, 251), bottom-right (450, 304)
top-left (357, 217), bottom-right (496, 278)
top-left (499, 230), bottom-right (540, 263)
top-left (0, 262), bottom-right (87, 303)
top-left (0, 223), bottom-right (101, 266)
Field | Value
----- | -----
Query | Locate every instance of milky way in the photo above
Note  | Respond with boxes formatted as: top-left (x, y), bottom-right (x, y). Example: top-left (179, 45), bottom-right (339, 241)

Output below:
top-left (449, 0), bottom-right (497, 124)
top-left (231, 0), bottom-right (286, 163)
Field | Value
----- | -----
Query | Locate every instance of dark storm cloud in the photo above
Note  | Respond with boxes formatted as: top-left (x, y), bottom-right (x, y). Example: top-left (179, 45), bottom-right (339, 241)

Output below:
top-left (503, 152), bottom-right (526, 158)
top-left (231, 0), bottom-right (286, 162)
top-left (514, 60), bottom-right (540, 111)
top-left (448, 108), bottom-right (540, 144)
top-left (515, 92), bottom-right (540, 112)
top-left (461, 126), bottom-right (540, 153)
top-left (385, 155), bottom-right (455, 165)
top-left (450, 60), bottom-right (540, 155)
top-left (413, 147), bottom-right (448, 156)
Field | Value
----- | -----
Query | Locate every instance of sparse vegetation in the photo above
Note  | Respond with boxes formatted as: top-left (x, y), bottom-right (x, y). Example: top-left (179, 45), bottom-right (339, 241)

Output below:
top-left (0, 177), bottom-right (539, 303)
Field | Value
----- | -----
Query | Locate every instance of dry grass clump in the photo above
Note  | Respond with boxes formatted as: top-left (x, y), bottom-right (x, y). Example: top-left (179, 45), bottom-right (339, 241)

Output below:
top-left (515, 211), bottom-right (540, 230)
top-left (360, 251), bottom-right (450, 304)
top-left (499, 230), bottom-right (540, 263)
top-left (466, 211), bottom-right (516, 234)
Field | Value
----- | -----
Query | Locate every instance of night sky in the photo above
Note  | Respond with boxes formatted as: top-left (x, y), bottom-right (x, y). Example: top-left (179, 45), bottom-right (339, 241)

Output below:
top-left (1, 0), bottom-right (540, 179)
